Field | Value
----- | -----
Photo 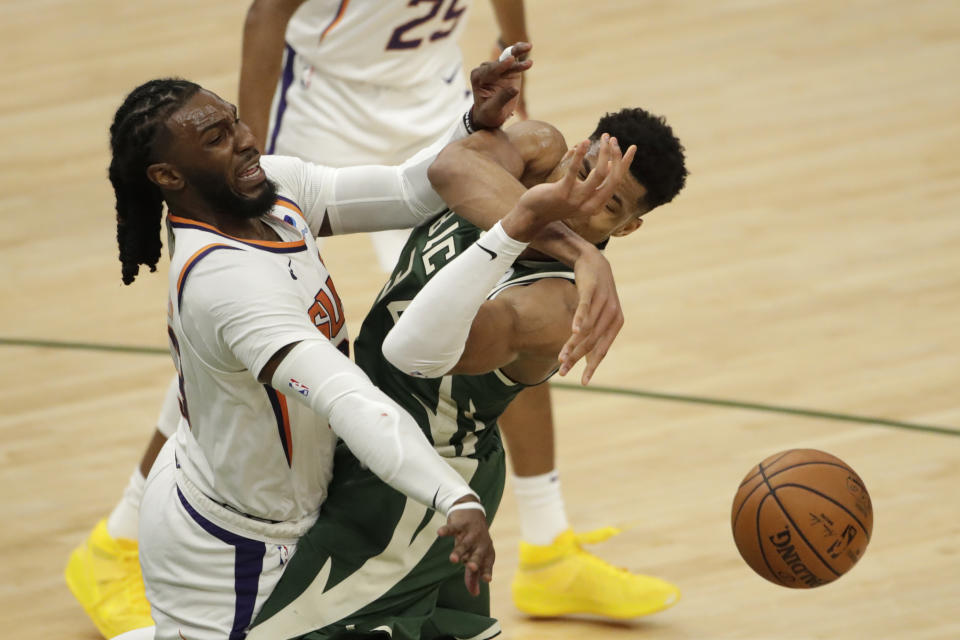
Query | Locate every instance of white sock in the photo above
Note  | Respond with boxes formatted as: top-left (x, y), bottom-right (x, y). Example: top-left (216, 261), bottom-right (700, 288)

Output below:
top-left (512, 470), bottom-right (570, 546)
top-left (106, 468), bottom-right (145, 541)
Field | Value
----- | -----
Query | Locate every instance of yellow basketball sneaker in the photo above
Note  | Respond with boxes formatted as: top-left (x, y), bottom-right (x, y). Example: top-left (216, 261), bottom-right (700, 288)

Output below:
top-left (512, 528), bottom-right (681, 619)
top-left (64, 519), bottom-right (153, 638)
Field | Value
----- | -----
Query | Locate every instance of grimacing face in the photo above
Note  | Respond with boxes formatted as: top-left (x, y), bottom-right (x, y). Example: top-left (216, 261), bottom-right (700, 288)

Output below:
top-left (149, 90), bottom-right (271, 211)
top-left (549, 138), bottom-right (650, 245)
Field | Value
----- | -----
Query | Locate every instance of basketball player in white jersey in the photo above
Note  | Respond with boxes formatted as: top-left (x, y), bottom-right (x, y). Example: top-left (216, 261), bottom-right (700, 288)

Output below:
top-left (72, 51), bottom-right (627, 639)
top-left (104, 75), bottom-right (502, 640)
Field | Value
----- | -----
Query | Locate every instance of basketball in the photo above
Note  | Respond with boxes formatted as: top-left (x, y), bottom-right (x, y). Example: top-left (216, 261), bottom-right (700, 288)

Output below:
top-left (731, 449), bottom-right (873, 588)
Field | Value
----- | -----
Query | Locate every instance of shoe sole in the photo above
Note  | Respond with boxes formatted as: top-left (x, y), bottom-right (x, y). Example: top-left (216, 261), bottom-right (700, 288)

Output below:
top-left (512, 585), bottom-right (680, 619)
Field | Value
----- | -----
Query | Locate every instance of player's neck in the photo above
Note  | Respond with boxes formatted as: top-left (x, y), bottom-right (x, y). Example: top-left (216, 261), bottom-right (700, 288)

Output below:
top-left (168, 202), bottom-right (280, 242)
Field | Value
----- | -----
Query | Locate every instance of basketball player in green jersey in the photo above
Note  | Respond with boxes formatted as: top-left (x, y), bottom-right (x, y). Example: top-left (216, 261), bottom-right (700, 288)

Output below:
top-left (249, 108), bottom-right (687, 639)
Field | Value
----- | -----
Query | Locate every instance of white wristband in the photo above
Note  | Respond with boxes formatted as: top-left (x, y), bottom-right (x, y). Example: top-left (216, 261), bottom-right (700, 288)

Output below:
top-left (446, 501), bottom-right (486, 516)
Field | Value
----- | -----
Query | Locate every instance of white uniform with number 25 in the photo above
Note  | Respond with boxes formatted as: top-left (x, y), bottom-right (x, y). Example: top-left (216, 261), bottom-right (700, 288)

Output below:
top-left (267, 0), bottom-right (476, 270)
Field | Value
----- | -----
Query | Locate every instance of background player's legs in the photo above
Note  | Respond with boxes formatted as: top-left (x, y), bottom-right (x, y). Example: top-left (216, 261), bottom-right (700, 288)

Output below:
top-left (65, 376), bottom-right (179, 638)
top-left (498, 382), bottom-right (680, 619)
top-left (498, 383), bottom-right (568, 544)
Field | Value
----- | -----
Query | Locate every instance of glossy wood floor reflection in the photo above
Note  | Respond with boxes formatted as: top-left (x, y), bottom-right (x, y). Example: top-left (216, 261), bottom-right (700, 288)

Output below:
top-left (1, 1), bottom-right (958, 638)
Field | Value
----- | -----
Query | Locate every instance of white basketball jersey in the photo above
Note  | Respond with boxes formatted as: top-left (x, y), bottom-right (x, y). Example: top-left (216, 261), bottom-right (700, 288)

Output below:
top-left (285, 0), bottom-right (473, 88)
top-left (166, 155), bottom-right (350, 528)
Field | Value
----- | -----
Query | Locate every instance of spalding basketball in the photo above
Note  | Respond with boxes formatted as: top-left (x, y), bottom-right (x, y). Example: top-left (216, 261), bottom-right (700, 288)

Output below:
top-left (731, 449), bottom-right (873, 588)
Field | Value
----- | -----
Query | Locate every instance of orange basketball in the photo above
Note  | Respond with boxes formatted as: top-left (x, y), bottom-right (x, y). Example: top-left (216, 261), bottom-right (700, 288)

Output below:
top-left (731, 449), bottom-right (873, 588)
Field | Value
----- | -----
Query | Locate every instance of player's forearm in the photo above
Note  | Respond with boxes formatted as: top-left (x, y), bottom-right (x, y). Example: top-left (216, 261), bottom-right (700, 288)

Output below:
top-left (490, 0), bottom-right (529, 47)
top-left (383, 222), bottom-right (529, 378)
top-left (428, 131), bottom-right (525, 230)
top-left (321, 114), bottom-right (474, 236)
top-left (239, 0), bottom-right (304, 149)
top-left (269, 340), bottom-right (477, 514)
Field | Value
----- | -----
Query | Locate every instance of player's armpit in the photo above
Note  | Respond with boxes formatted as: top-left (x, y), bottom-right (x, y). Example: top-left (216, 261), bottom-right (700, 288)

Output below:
top-left (451, 280), bottom-right (576, 383)
top-left (256, 341), bottom-right (301, 383)
top-left (448, 298), bottom-right (522, 376)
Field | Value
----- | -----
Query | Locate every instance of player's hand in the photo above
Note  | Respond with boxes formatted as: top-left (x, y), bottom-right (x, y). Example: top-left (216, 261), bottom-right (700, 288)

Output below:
top-left (469, 42), bottom-right (532, 130)
top-left (490, 42), bottom-right (529, 120)
top-left (559, 249), bottom-right (624, 384)
top-left (514, 134), bottom-right (637, 231)
top-left (436, 496), bottom-right (495, 596)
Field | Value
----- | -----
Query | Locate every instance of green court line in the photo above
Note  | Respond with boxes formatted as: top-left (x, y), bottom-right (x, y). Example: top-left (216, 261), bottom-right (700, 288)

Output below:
top-left (4, 336), bottom-right (958, 438)
top-left (550, 382), bottom-right (960, 438)
top-left (0, 337), bottom-right (168, 356)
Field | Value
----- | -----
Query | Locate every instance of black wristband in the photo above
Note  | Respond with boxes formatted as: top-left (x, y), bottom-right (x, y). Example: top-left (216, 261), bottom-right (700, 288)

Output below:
top-left (464, 109), bottom-right (477, 134)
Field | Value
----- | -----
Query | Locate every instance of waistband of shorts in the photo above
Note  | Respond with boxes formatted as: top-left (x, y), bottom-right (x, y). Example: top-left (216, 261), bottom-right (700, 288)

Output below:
top-left (175, 463), bottom-right (316, 544)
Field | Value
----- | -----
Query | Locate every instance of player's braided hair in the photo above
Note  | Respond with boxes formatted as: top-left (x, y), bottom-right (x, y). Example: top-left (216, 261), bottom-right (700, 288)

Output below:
top-left (590, 108), bottom-right (688, 210)
top-left (110, 78), bottom-right (200, 284)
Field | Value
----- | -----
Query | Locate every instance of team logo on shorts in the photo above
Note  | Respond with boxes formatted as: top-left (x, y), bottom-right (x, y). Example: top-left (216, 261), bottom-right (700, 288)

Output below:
top-left (288, 378), bottom-right (310, 397)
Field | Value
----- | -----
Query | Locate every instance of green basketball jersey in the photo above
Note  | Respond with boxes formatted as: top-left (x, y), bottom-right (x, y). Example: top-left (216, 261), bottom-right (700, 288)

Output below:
top-left (354, 210), bottom-right (576, 460)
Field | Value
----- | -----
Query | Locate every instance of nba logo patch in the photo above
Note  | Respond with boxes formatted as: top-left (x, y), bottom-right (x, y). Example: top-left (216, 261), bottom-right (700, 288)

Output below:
top-left (288, 378), bottom-right (310, 397)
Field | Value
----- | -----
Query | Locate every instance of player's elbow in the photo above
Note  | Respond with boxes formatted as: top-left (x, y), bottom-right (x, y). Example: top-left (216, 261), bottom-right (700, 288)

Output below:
top-left (382, 331), bottom-right (458, 379)
top-left (427, 144), bottom-right (462, 193)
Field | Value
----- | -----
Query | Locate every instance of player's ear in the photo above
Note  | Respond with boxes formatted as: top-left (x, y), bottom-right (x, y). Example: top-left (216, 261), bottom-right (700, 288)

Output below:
top-left (612, 217), bottom-right (643, 238)
top-left (146, 163), bottom-right (184, 191)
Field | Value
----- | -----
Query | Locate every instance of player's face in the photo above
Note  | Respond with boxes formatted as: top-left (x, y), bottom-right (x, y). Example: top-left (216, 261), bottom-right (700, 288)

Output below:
top-left (159, 90), bottom-right (273, 217)
top-left (553, 140), bottom-right (651, 244)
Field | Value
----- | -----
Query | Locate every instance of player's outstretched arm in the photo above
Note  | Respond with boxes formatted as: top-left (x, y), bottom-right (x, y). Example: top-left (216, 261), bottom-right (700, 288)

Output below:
top-left (384, 137), bottom-right (630, 380)
top-left (294, 49), bottom-right (533, 238)
top-left (239, 0), bottom-right (307, 150)
top-left (256, 340), bottom-right (494, 593)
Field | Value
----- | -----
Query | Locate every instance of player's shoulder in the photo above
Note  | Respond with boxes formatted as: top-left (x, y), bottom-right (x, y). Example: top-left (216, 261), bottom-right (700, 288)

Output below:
top-left (260, 154), bottom-right (306, 195)
top-left (167, 228), bottom-right (283, 299)
top-left (505, 120), bottom-right (567, 153)
top-left (260, 154), bottom-right (332, 216)
top-left (260, 154), bottom-right (304, 176)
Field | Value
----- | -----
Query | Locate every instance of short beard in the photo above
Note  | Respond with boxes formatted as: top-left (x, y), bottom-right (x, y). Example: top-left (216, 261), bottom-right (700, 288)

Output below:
top-left (191, 170), bottom-right (278, 220)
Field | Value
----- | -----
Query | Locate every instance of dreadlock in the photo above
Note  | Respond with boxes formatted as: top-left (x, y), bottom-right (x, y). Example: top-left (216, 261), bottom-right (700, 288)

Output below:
top-left (110, 78), bottom-right (200, 284)
top-left (590, 108), bottom-right (688, 210)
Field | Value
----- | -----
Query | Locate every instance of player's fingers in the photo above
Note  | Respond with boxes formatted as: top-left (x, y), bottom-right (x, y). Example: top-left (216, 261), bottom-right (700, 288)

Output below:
top-left (485, 85), bottom-right (520, 114)
top-left (558, 331), bottom-right (587, 376)
top-left (463, 566), bottom-right (481, 597)
top-left (510, 41), bottom-right (533, 60)
top-left (493, 52), bottom-right (532, 77)
top-left (563, 328), bottom-right (601, 372)
top-left (584, 139), bottom-right (630, 214)
top-left (598, 138), bottom-right (627, 192)
top-left (577, 138), bottom-right (612, 201)
top-left (561, 140), bottom-right (590, 189)
top-left (581, 135), bottom-right (617, 200)
top-left (580, 307), bottom-right (623, 385)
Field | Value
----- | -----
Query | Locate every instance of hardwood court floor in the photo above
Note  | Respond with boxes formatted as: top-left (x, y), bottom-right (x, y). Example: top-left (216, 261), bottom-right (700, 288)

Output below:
top-left (1, 1), bottom-right (958, 638)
